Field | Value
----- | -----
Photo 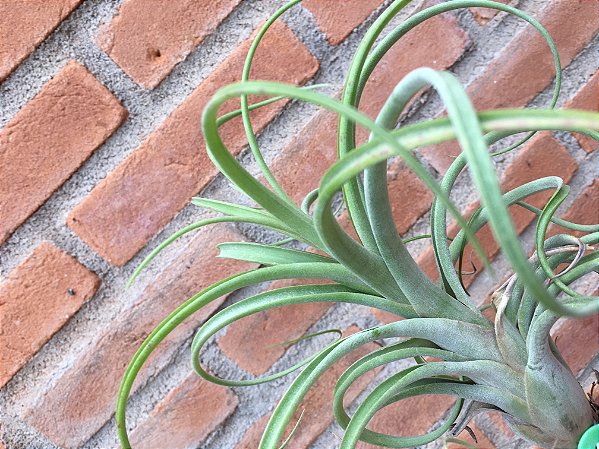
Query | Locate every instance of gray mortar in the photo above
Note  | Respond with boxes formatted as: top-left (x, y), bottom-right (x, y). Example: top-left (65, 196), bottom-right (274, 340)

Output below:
top-left (1, 0), bottom-right (598, 447)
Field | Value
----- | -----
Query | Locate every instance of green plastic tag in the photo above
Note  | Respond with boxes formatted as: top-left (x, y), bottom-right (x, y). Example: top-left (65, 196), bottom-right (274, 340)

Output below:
top-left (579, 424), bottom-right (599, 449)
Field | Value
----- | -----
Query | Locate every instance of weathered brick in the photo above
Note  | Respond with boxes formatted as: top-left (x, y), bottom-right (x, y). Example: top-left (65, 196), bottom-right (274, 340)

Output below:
top-left (487, 411), bottom-right (516, 440)
top-left (355, 11), bottom-right (468, 142)
top-left (68, 22), bottom-right (318, 266)
top-left (98, 0), bottom-right (241, 89)
top-left (470, 0), bottom-right (511, 26)
top-left (267, 108), bottom-right (339, 205)
top-left (0, 61), bottom-right (127, 244)
top-left (422, 0), bottom-right (599, 173)
top-left (130, 373), bottom-right (238, 449)
top-left (0, 242), bottom-right (100, 389)
top-left (498, 133), bottom-right (577, 210)
top-left (356, 395), bottom-right (455, 449)
top-left (402, 133), bottom-right (578, 319)
top-left (554, 288), bottom-right (599, 376)
top-left (565, 69), bottom-right (599, 154)
top-left (446, 423), bottom-right (495, 448)
top-left (385, 160), bottom-right (434, 235)
top-left (303, 0), bottom-right (385, 45)
top-left (235, 414), bottom-right (270, 449)
top-left (547, 181), bottom-right (598, 375)
top-left (218, 278), bottom-right (333, 376)
top-left (265, 12), bottom-right (463, 221)
top-left (266, 109), bottom-right (429, 230)
top-left (0, 1), bottom-right (82, 81)
top-left (547, 185), bottom-right (599, 376)
top-left (235, 326), bottom-right (380, 448)
top-left (23, 226), bottom-right (253, 448)
top-left (265, 11), bottom-right (464, 212)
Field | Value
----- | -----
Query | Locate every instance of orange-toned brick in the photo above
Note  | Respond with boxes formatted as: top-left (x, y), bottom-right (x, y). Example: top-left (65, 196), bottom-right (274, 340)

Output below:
top-left (565, 69), bottom-right (599, 154)
top-left (23, 226), bottom-right (253, 448)
top-left (356, 394), bottom-right (455, 449)
top-left (422, 0), bottom-right (599, 173)
top-left (266, 11), bottom-right (465, 211)
top-left (408, 133), bottom-right (577, 315)
top-left (355, 11), bottom-right (468, 141)
top-left (555, 312), bottom-right (599, 376)
top-left (303, 0), bottom-right (385, 45)
top-left (0, 61), bottom-right (127, 244)
top-left (130, 374), bottom-right (238, 449)
top-left (0, 242), bottom-right (100, 388)
top-left (267, 108), bottom-right (339, 205)
top-left (98, 0), bottom-right (242, 89)
top-left (487, 411), bottom-right (516, 439)
top-left (235, 326), bottom-right (380, 448)
top-left (470, 0), bottom-right (511, 25)
top-left (218, 278), bottom-right (333, 375)
top-left (68, 22), bottom-right (318, 266)
top-left (0, 1), bottom-right (82, 81)
top-left (548, 179), bottom-right (599, 239)
top-left (236, 414), bottom-right (270, 449)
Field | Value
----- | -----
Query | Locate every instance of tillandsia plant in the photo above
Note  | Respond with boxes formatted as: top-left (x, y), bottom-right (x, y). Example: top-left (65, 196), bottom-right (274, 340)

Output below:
top-left (116, 1), bottom-right (599, 448)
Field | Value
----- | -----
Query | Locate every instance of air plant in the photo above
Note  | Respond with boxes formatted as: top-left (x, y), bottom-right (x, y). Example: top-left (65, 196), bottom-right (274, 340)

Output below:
top-left (116, 1), bottom-right (599, 448)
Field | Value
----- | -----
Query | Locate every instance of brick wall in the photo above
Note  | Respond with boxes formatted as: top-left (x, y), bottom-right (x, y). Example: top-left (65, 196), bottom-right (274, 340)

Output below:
top-left (0, 0), bottom-right (597, 448)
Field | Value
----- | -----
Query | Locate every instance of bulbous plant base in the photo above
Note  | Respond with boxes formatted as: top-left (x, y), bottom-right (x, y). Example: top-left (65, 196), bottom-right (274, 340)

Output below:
top-left (522, 362), bottom-right (594, 448)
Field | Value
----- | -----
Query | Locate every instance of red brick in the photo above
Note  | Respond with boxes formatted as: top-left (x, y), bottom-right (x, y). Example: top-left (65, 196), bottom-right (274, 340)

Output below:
top-left (98, 0), bottom-right (241, 89)
top-left (130, 373), bottom-right (238, 449)
top-left (385, 160), bottom-right (434, 235)
top-left (0, 1), bottom-right (82, 81)
top-left (487, 411), bottom-right (515, 439)
top-left (411, 133), bottom-right (577, 304)
top-left (23, 226), bottom-right (254, 448)
top-left (222, 139), bottom-right (435, 374)
top-left (422, 0), bottom-right (599, 173)
top-left (265, 11), bottom-right (464, 211)
top-left (554, 307), bottom-right (599, 376)
top-left (0, 242), bottom-right (100, 388)
top-left (446, 423), bottom-right (495, 448)
top-left (0, 61), bottom-right (127, 244)
top-left (226, 113), bottom-right (433, 371)
top-left (548, 179), bottom-right (599, 239)
top-left (356, 394), bottom-right (455, 449)
top-left (355, 12), bottom-right (468, 143)
top-left (218, 278), bottom-right (333, 375)
top-left (470, 0), bottom-right (511, 26)
top-left (268, 109), bottom-right (339, 205)
top-left (264, 12), bottom-right (464, 234)
top-left (68, 22), bottom-right (318, 266)
top-left (371, 308), bottom-right (403, 327)
top-left (303, 0), bottom-right (385, 45)
top-left (565, 70), bottom-right (599, 153)
top-left (236, 414), bottom-right (270, 449)
top-left (235, 326), bottom-right (380, 448)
